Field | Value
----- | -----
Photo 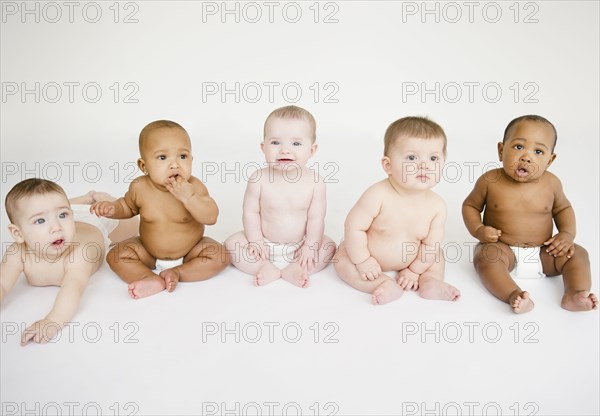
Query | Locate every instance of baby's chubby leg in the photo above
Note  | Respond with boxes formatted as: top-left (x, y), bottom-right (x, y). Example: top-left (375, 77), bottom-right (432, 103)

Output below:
top-left (282, 236), bottom-right (337, 288)
top-left (415, 250), bottom-right (460, 302)
top-left (168, 237), bottom-right (229, 289)
top-left (541, 244), bottom-right (598, 311)
top-left (225, 232), bottom-right (281, 286)
top-left (333, 242), bottom-right (403, 305)
top-left (474, 243), bottom-right (533, 313)
top-left (106, 237), bottom-right (163, 299)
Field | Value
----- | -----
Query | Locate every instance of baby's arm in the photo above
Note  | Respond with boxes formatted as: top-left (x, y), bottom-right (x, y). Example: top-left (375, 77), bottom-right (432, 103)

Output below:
top-left (242, 173), bottom-right (268, 260)
top-left (398, 202), bottom-right (446, 290)
top-left (0, 244), bottom-right (24, 303)
top-left (20, 257), bottom-right (93, 346)
top-left (168, 176), bottom-right (218, 225)
top-left (90, 182), bottom-right (137, 219)
top-left (462, 175), bottom-right (501, 243)
top-left (298, 177), bottom-right (327, 269)
top-left (344, 188), bottom-right (382, 280)
top-left (544, 177), bottom-right (576, 258)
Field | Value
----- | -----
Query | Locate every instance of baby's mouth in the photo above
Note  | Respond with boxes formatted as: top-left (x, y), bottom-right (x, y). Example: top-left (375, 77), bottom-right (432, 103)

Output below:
top-left (277, 158), bottom-right (294, 163)
top-left (516, 167), bottom-right (529, 177)
top-left (52, 239), bottom-right (64, 247)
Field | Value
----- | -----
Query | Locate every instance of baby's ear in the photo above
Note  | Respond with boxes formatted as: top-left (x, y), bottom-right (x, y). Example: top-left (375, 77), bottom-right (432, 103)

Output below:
top-left (8, 224), bottom-right (24, 244)
top-left (497, 142), bottom-right (504, 161)
top-left (381, 156), bottom-right (392, 174)
top-left (137, 158), bottom-right (146, 174)
top-left (547, 152), bottom-right (557, 167)
top-left (310, 143), bottom-right (318, 155)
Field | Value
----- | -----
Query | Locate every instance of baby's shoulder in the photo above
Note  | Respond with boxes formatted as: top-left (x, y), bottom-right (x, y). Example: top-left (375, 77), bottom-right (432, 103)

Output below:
top-left (2, 242), bottom-right (25, 269)
top-left (540, 170), bottom-right (561, 186)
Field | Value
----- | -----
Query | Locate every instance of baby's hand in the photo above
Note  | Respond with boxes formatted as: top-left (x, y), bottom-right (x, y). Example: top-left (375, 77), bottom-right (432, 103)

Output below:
top-left (247, 240), bottom-right (269, 261)
top-left (544, 232), bottom-right (575, 258)
top-left (397, 269), bottom-right (419, 291)
top-left (356, 257), bottom-right (382, 281)
top-left (21, 319), bottom-right (61, 346)
top-left (476, 225), bottom-right (502, 243)
top-left (297, 244), bottom-right (317, 271)
top-left (90, 201), bottom-right (115, 218)
top-left (165, 176), bottom-right (194, 202)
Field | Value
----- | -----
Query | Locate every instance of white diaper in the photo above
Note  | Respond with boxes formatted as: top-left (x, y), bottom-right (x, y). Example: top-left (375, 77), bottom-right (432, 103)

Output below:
top-left (509, 246), bottom-right (545, 279)
top-left (71, 204), bottom-right (118, 250)
top-left (153, 258), bottom-right (184, 274)
top-left (264, 239), bottom-right (302, 269)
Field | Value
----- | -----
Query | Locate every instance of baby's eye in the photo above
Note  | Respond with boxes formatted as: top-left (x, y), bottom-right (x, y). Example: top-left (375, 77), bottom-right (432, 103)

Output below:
top-left (430, 156), bottom-right (439, 162)
top-left (158, 155), bottom-right (166, 161)
top-left (514, 145), bottom-right (524, 150)
top-left (535, 149), bottom-right (544, 155)
top-left (34, 218), bottom-right (45, 225)
top-left (59, 211), bottom-right (69, 219)
top-left (270, 140), bottom-right (280, 145)
top-left (180, 154), bottom-right (187, 160)
top-left (407, 155), bottom-right (417, 161)
top-left (293, 141), bottom-right (302, 146)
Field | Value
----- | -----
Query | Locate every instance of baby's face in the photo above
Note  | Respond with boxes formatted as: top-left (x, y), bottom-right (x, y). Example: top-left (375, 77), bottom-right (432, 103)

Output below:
top-left (138, 127), bottom-right (193, 187)
top-left (262, 117), bottom-right (316, 170)
top-left (383, 136), bottom-right (445, 192)
top-left (498, 121), bottom-right (556, 183)
top-left (10, 192), bottom-right (75, 257)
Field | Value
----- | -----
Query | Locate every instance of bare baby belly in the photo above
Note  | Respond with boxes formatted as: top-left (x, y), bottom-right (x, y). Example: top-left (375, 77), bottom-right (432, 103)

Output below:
top-left (368, 238), bottom-right (420, 272)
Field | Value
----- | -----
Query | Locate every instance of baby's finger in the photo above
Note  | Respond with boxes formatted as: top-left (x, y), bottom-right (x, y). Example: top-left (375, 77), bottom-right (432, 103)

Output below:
top-left (567, 245), bottom-right (575, 258)
top-left (20, 329), bottom-right (35, 346)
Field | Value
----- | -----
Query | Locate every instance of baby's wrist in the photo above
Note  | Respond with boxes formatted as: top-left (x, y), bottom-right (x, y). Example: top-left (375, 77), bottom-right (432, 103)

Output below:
top-left (560, 231), bottom-right (575, 239)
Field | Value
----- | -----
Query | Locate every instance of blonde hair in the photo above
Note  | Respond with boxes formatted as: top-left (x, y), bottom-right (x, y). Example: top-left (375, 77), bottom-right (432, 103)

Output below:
top-left (139, 120), bottom-right (189, 154)
top-left (384, 116), bottom-right (447, 157)
top-left (264, 105), bottom-right (317, 142)
top-left (5, 178), bottom-right (67, 223)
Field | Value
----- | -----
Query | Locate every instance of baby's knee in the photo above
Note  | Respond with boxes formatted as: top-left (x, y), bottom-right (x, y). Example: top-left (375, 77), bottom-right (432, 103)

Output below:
top-left (573, 244), bottom-right (589, 261)
top-left (200, 242), bottom-right (230, 266)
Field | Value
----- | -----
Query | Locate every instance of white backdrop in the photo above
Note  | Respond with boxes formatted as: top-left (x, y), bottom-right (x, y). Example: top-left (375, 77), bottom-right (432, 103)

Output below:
top-left (1, 2), bottom-right (599, 415)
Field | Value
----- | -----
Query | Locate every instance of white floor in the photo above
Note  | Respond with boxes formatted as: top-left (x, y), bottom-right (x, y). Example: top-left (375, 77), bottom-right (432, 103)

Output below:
top-left (1, 1), bottom-right (599, 415)
top-left (1, 250), bottom-right (598, 415)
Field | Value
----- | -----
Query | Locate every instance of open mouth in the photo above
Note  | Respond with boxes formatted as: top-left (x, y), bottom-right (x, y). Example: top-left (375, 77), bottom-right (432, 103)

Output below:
top-left (516, 167), bottom-right (529, 177)
top-left (52, 239), bottom-right (64, 247)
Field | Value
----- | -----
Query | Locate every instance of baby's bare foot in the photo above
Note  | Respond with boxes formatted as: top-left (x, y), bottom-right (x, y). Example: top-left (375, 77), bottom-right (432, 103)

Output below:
top-left (418, 278), bottom-right (461, 301)
top-left (561, 291), bottom-right (598, 312)
top-left (371, 279), bottom-right (404, 305)
top-left (281, 263), bottom-right (309, 288)
top-left (128, 275), bottom-right (166, 299)
top-left (159, 268), bottom-right (181, 292)
top-left (255, 263), bottom-right (281, 286)
top-left (509, 290), bottom-right (534, 314)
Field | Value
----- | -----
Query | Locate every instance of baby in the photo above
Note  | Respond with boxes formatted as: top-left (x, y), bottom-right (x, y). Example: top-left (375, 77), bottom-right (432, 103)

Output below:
top-left (462, 115), bottom-right (597, 313)
top-left (225, 106), bottom-right (336, 287)
top-left (1, 179), bottom-right (137, 345)
top-left (91, 120), bottom-right (229, 299)
top-left (334, 116), bottom-right (460, 305)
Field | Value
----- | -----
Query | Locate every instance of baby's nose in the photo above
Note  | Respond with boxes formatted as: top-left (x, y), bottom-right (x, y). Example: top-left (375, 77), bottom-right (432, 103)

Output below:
top-left (50, 219), bottom-right (62, 232)
top-left (520, 152), bottom-right (532, 162)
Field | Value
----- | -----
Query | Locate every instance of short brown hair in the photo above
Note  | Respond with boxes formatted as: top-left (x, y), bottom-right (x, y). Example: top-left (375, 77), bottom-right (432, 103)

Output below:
top-left (264, 105), bottom-right (317, 142)
top-left (503, 115), bottom-right (557, 151)
top-left (5, 178), bottom-right (67, 223)
top-left (384, 116), bottom-right (447, 157)
top-left (139, 120), bottom-right (189, 154)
